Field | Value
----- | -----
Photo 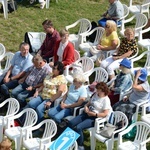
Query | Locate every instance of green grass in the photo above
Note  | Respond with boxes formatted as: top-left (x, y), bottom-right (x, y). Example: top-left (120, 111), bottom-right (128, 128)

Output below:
top-left (0, 0), bottom-right (150, 149)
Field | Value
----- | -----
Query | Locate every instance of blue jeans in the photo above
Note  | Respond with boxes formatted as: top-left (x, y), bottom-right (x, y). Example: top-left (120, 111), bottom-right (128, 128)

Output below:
top-left (11, 82), bottom-right (35, 107)
top-left (48, 105), bottom-right (73, 123)
top-left (1, 80), bottom-right (19, 99)
top-left (36, 100), bottom-right (54, 124)
top-left (69, 113), bottom-right (96, 146)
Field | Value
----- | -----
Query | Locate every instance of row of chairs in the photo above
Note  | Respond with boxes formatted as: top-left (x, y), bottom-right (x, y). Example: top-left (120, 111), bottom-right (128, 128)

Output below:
top-left (0, 97), bottom-right (150, 150)
top-left (0, 98), bottom-right (78, 150)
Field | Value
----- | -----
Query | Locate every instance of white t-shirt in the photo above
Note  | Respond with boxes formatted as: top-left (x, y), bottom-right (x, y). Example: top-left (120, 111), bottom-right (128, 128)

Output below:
top-left (89, 93), bottom-right (113, 119)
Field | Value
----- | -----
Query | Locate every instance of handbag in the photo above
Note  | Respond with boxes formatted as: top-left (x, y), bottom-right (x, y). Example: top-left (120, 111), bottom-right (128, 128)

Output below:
top-left (99, 123), bottom-right (117, 138)
top-left (89, 46), bottom-right (99, 55)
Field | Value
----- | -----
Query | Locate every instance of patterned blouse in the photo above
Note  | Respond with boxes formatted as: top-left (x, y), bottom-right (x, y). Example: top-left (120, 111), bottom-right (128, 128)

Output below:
top-left (117, 38), bottom-right (138, 57)
top-left (41, 74), bottom-right (67, 99)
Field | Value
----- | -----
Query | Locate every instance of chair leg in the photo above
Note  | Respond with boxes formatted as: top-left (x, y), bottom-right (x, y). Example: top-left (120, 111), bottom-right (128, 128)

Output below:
top-left (0, 125), bottom-right (3, 142)
top-left (105, 139), bottom-right (113, 150)
top-left (3, 0), bottom-right (8, 19)
top-left (15, 137), bottom-right (21, 150)
top-left (46, 0), bottom-right (50, 9)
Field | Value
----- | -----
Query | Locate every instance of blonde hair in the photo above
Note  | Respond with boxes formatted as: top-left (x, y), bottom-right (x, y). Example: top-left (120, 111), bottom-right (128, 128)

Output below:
top-left (124, 28), bottom-right (135, 36)
top-left (106, 20), bottom-right (117, 32)
top-left (73, 73), bottom-right (86, 84)
top-left (59, 29), bottom-right (69, 37)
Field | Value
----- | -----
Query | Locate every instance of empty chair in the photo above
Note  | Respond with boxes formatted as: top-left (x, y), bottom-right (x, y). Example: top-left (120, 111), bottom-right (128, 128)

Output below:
top-left (131, 49), bottom-right (150, 76)
top-left (120, 13), bottom-right (148, 37)
top-left (23, 119), bottom-right (57, 150)
top-left (128, 0), bottom-right (150, 18)
top-left (91, 111), bottom-right (128, 150)
top-left (65, 57), bottom-right (94, 83)
top-left (0, 98), bottom-right (20, 143)
top-left (27, 32), bottom-right (46, 53)
top-left (5, 108), bottom-right (38, 150)
top-left (141, 102), bottom-right (150, 124)
top-left (138, 27), bottom-right (150, 49)
top-left (118, 121), bottom-right (150, 150)
top-left (0, 43), bottom-right (6, 62)
top-left (65, 18), bottom-right (92, 50)
top-left (117, 4), bottom-right (130, 27)
top-left (0, 52), bottom-right (14, 76)
top-left (79, 27), bottom-right (105, 52)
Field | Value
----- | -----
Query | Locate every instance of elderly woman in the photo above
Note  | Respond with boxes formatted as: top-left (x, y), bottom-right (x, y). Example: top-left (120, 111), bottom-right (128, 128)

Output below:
top-left (113, 68), bottom-right (150, 123)
top-left (50, 29), bottom-right (75, 67)
top-left (98, 0), bottom-right (124, 27)
top-left (85, 20), bottom-right (119, 61)
top-left (69, 82), bottom-right (112, 150)
top-left (101, 28), bottom-right (138, 80)
top-left (48, 74), bottom-right (87, 124)
top-left (108, 58), bottom-right (133, 106)
top-left (24, 61), bottom-right (67, 123)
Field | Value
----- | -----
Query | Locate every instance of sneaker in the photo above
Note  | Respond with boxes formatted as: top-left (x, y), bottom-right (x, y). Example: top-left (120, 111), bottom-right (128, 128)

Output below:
top-left (29, 0), bottom-right (35, 4)
top-left (78, 146), bottom-right (84, 150)
top-left (40, 1), bottom-right (46, 9)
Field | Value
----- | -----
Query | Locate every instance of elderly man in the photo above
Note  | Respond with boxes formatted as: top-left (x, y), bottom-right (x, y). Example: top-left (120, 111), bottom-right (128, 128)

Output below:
top-left (11, 54), bottom-right (52, 108)
top-left (98, 0), bottom-right (124, 27)
top-left (38, 20), bottom-right (60, 62)
top-left (0, 42), bottom-right (33, 102)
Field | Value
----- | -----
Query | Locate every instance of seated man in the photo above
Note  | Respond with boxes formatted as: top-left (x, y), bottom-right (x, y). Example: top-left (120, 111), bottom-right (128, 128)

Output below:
top-left (0, 42), bottom-right (33, 102)
top-left (113, 68), bottom-right (150, 123)
top-left (11, 54), bottom-right (52, 108)
top-left (98, 0), bottom-right (124, 27)
top-left (38, 20), bottom-right (60, 62)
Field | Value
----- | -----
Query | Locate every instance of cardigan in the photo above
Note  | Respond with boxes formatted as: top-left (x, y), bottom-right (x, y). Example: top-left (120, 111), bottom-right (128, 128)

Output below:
top-left (54, 40), bottom-right (75, 66)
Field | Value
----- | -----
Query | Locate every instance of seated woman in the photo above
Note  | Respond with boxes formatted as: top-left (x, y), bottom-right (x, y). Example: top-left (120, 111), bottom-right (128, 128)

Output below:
top-left (85, 20), bottom-right (119, 62)
top-left (98, 0), bottom-right (124, 27)
top-left (48, 74), bottom-right (87, 124)
top-left (113, 68), bottom-right (150, 123)
top-left (68, 82), bottom-right (112, 150)
top-left (108, 58), bottom-right (132, 106)
top-left (101, 28), bottom-right (138, 80)
top-left (50, 29), bottom-right (75, 67)
top-left (24, 61), bottom-right (67, 123)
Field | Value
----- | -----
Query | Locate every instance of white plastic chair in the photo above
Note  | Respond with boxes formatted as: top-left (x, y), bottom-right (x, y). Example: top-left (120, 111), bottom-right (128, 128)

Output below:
top-left (46, 0), bottom-right (58, 9)
top-left (120, 13), bottom-right (148, 38)
top-left (0, 52), bottom-right (14, 76)
top-left (138, 27), bottom-right (150, 49)
top-left (131, 49), bottom-right (150, 76)
top-left (118, 121), bottom-right (150, 150)
top-left (91, 111), bottom-right (128, 150)
top-left (23, 119), bottom-right (57, 150)
top-left (5, 108), bottom-right (38, 150)
top-left (0, 0), bottom-right (16, 19)
top-left (65, 18), bottom-right (92, 50)
top-left (0, 98), bottom-right (20, 143)
top-left (0, 43), bottom-right (6, 61)
top-left (65, 57), bottom-right (94, 83)
top-left (128, 0), bottom-right (150, 18)
top-left (79, 27), bottom-right (105, 52)
top-left (141, 103), bottom-right (150, 124)
top-left (117, 4), bottom-right (130, 27)
top-left (27, 32), bottom-right (46, 53)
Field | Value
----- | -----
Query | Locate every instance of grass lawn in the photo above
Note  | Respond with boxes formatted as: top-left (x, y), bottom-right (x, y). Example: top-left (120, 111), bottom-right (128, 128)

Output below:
top-left (0, 0), bottom-right (150, 149)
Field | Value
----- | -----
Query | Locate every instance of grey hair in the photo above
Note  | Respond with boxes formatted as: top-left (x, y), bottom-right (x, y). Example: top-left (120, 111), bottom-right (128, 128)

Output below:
top-left (73, 73), bottom-right (86, 84)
